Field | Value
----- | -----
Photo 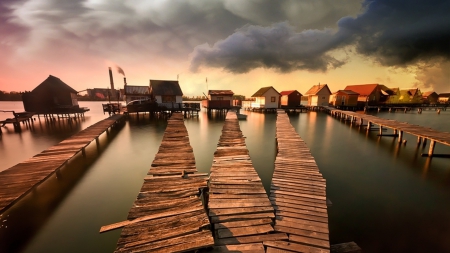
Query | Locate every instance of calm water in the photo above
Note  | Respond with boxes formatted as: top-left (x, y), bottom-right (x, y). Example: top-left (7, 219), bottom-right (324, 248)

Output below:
top-left (0, 101), bottom-right (450, 253)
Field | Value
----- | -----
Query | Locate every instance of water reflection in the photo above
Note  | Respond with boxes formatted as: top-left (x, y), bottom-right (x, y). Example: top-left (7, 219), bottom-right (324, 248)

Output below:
top-left (0, 125), bottom-right (123, 253)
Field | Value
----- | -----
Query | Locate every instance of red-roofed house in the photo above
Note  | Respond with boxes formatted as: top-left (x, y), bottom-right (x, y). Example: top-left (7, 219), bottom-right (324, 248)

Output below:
top-left (344, 84), bottom-right (390, 106)
top-left (329, 90), bottom-right (359, 107)
top-left (280, 90), bottom-right (302, 107)
top-left (304, 84), bottom-right (332, 106)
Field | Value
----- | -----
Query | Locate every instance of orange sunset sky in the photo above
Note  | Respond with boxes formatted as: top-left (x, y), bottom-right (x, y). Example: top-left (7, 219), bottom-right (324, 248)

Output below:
top-left (1, 0), bottom-right (449, 97)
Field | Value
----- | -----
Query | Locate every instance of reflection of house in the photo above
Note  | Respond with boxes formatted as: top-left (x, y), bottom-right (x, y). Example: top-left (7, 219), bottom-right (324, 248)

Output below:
top-left (438, 93), bottom-right (450, 104)
top-left (387, 88), bottom-right (423, 104)
top-left (202, 90), bottom-right (234, 110)
top-left (22, 75), bottom-right (88, 114)
top-left (422, 91), bottom-right (438, 104)
top-left (344, 84), bottom-right (389, 106)
top-left (124, 85), bottom-right (151, 104)
top-left (250, 86), bottom-right (281, 109)
top-left (305, 84), bottom-right (331, 106)
top-left (280, 90), bottom-right (302, 107)
top-left (149, 80), bottom-right (183, 108)
top-left (329, 90), bottom-right (359, 107)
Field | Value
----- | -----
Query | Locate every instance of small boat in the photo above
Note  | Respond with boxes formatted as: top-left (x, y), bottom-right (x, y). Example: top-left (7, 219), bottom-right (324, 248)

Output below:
top-left (237, 113), bottom-right (247, 120)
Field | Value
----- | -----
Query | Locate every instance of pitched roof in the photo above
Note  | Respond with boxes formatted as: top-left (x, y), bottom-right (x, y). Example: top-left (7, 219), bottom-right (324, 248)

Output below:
top-left (150, 80), bottom-right (183, 96)
top-left (280, 90), bottom-right (302, 96)
top-left (408, 88), bottom-right (418, 96)
top-left (344, 84), bottom-right (379, 96)
top-left (305, 84), bottom-right (331, 95)
top-left (439, 93), bottom-right (450, 97)
top-left (333, 90), bottom-right (359, 95)
top-left (209, 90), bottom-right (234, 95)
top-left (251, 86), bottom-right (280, 97)
top-left (422, 91), bottom-right (437, 97)
top-left (125, 85), bottom-right (150, 95)
top-left (32, 75), bottom-right (77, 94)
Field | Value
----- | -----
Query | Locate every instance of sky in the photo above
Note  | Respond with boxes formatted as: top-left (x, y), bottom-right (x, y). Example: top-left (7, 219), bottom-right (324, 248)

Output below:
top-left (0, 0), bottom-right (449, 97)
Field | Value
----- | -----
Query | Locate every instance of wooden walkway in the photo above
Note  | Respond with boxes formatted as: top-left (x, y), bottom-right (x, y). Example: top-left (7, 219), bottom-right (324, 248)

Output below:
top-left (101, 113), bottom-right (214, 252)
top-left (268, 111), bottom-right (330, 252)
top-left (324, 106), bottom-right (450, 157)
top-left (0, 114), bottom-right (124, 213)
top-left (203, 112), bottom-right (287, 253)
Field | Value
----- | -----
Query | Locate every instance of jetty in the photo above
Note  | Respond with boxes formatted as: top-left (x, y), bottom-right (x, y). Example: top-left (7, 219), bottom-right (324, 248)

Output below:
top-left (204, 112), bottom-right (286, 252)
top-left (268, 111), bottom-right (330, 252)
top-left (324, 107), bottom-right (450, 158)
top-left (100, 113), bottom-right (214, 252)
top-left (0, 114), bottom-right (125, 213)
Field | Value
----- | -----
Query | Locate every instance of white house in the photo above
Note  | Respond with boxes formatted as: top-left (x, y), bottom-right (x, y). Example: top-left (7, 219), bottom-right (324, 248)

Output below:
top-left (149, 80), bottom-right (183, 108)
top-left (305, 84), bottom-right (332, 106)
top-left (250, 86), bottom-right (281, 109)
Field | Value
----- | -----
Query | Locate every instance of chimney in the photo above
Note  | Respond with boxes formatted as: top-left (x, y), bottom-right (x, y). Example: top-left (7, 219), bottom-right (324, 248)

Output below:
top-left (108, 67), bottom-right (115, 99)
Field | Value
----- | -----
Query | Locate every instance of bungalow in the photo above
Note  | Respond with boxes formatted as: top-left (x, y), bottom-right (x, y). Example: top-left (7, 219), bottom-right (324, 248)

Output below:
top-left (149, 80), bottom-right (183, 109)
top-left (344, 84), bottom-right (390, 106)
top-left (304, 84), bottom-right (331, 106)
top-left (250, 86), bottom-right (281, 109)
top-left (422, 91), bottom-right (439, 104)
top-left (280, 90), bottom-right (302, 107)
top-left (22, 75), bottom-right (88, 114)
top-left (329, 90), bottom-right (359, 107)
top-left (438, 93), bottom-right (450, 104)
top-left (202, 90), bottom-right (234, 110)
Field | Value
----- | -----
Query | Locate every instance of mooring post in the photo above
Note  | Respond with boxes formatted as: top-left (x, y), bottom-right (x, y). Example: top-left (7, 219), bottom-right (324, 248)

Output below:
top-left (379, 126), bottom-right (383, 136)
top-left (417, 136), bottom-right (422, 145)
top-left (398, 130), bottom-right (403, 143)
top-left (428, 140), bottom-right (436, 157)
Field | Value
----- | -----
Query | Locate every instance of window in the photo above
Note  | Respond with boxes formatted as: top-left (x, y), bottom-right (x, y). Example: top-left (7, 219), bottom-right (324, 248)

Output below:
top-left (271, 96), bottom-right (276, 102)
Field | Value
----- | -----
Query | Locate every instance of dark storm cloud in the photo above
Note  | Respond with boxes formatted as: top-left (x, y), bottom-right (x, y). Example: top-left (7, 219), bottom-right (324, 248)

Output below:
top-left (190, 22), bottom-right (351, 73)
top-left (342, 0), bottom-right (450, 66)
top-left (190, 0), bottom-right (450, 73)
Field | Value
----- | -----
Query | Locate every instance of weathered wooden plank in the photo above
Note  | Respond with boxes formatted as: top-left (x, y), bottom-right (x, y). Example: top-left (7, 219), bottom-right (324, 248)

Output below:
top-left (263, 240), bottom-right (330, 253)
top-left (215, 233), bottom-right (289, 246)
top-left (217, 224), bottom-right (274, 238)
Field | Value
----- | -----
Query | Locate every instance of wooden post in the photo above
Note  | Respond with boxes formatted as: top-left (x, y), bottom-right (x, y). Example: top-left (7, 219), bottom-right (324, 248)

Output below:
top-left (423, 138), bottom-right (427, 147)
top-left (367, 121), bottom-right (372, 131)
top-left (398, 130), bottom-right (403, 143)
top-left (394, 129), bottom-right (398, 135)
top-left (417, 136), bottom-right (422, 145)
top-left (379, 126), bottom-right (383, 135)
top-left (428, 140), bottom-right (436, 156)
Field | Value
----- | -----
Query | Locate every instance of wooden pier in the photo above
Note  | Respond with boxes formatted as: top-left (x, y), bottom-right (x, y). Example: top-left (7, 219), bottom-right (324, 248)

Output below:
top-left (324, 107), bottom-right (450, 158)
top-left (0, 114), bottom-right (125, 213)
top-left (268, 110), bottom-right (330, 252)
top-left (204, 112), bottom-right (287, 252)
top-left (101, 113), bottom-right (214, 252)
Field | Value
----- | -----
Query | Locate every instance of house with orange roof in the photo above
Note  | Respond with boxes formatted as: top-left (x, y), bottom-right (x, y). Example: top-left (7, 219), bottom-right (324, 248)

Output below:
top-left (304, 84), bottom-right (331, 106)
top-left (329, 90), bottom-right (359, 107)
top-left (280, 90), bottom-right (302, 107)
top-left (344, 84), bottom-right (390, 106)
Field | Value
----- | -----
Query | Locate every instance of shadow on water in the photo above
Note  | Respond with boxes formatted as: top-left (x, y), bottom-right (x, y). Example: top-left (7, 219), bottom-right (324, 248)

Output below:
top-left (0, 122), bottom-right (125, 253)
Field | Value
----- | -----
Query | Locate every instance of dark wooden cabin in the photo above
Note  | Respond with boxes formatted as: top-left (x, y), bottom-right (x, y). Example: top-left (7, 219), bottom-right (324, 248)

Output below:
top-left (280, 90), bottom-right (302, 107)
top-left (22, 75), bottom-right (88, 114)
